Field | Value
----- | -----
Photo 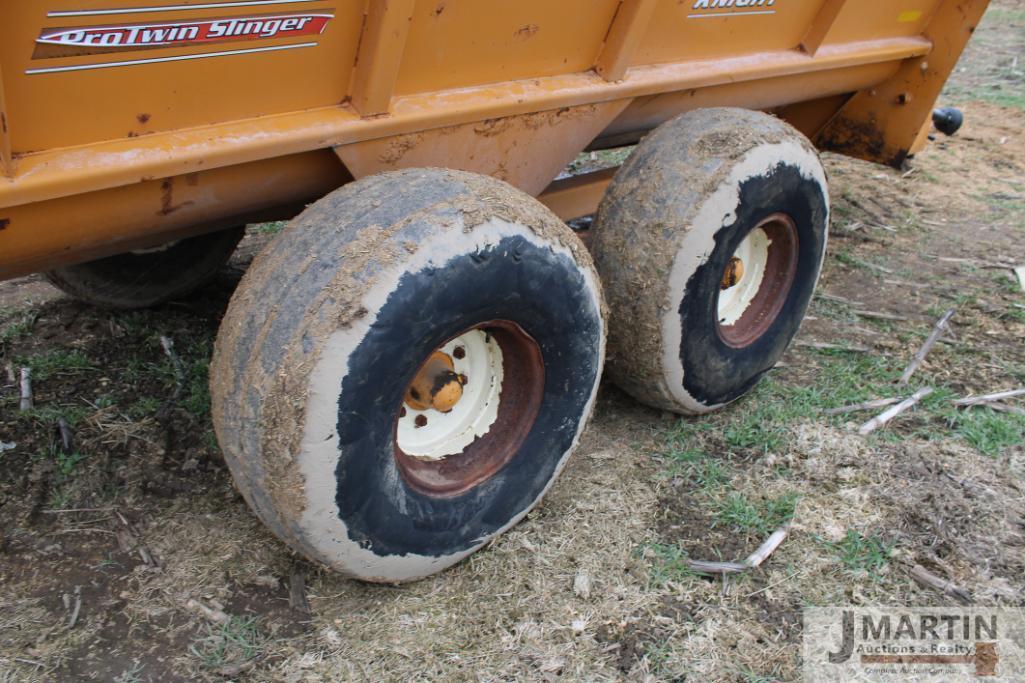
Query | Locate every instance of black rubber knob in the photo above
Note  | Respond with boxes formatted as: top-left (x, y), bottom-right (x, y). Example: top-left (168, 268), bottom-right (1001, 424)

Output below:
top-left (932, 107), bottom-right (964, 136)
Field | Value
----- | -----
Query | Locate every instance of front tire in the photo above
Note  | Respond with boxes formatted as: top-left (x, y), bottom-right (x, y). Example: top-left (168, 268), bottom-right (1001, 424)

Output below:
top-left (592, 108), bottom-right (829, 415)
top-left (211, 169), bottom-right (605, 582)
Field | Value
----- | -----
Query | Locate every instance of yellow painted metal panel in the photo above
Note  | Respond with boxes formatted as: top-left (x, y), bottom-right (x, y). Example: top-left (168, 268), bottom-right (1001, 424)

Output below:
top-left (0, 149), bottom-right (348, 279)
top-left (0, 1), bottom-right (366, 153)
top-left (602, 61), bottom-right (898, 141)
top-left (636, 0), bottom-right (825, 65)
top-left (335, 101), bottom-right (631, 196)
top-left (596, 0), bottom-right (661, 81)
top-left (823, 0), bottom-right (944, 45)
top-left (393, 0), bottom-right (621, 95)
top-left (350, 0), bottom-right (418, 116)
top-left (0, 0), bottom-right (991, 279)
top-left (0, 36), bottom-right (931, 211)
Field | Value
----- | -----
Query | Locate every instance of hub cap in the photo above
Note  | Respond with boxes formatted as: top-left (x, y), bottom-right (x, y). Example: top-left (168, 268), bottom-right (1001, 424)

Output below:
top-left (394, 321), bottom-right (544, 497)
top-left (716, 213), bottom-right (800, 348)
top-left (397, 330), bottom-right (503, 461)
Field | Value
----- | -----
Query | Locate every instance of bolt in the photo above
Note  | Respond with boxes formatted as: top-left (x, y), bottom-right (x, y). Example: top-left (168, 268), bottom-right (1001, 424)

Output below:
top-left (399, 406), bottom-right (407, 418)
top-left (453, 346), bottom-right (466, 359)
top-left (414, 415), bottom-right (428, 428)
top-left (458, 373), bottom-right (468, 385)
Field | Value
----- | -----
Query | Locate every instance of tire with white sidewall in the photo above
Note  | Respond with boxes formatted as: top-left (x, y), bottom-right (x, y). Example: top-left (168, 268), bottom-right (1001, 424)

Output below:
top-left (592, 108), bottom-right (829, 415)
top-left (211, 169), bottom-right (605, 582)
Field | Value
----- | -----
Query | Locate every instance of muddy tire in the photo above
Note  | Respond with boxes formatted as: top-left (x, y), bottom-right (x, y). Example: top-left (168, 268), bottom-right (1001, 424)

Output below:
top-left (211, 169), bottom-right (605, 582)
top-left (45, 228), bottom-right (244, 310)
top-left (592, 108), bottom-right (829, 414)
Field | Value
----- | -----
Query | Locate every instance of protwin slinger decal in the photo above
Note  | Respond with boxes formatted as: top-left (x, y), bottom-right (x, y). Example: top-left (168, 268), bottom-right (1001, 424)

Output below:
top-left (33, 12), bottom-right (333, 59)
top-left (689, 0), bottom-right (777, 19)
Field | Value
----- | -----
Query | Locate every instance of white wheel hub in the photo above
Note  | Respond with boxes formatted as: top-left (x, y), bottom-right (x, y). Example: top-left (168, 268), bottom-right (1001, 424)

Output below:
top-left (717, 227), bottom-right (771, 327)
top-left (396, 330), bottom-right (503, 461)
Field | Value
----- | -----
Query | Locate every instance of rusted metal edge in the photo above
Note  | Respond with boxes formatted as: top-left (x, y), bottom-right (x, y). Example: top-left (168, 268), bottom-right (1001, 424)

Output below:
top-left (0, 36), bottom-right (931, 210)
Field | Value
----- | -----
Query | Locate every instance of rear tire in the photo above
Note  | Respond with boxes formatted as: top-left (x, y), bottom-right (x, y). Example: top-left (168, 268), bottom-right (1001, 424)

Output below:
top-left (211, 169), bottom-right (605, 582)
top-left (45, 227), bottom-right (244, 310)
top-left (592, 108), bottom-right (829, 414)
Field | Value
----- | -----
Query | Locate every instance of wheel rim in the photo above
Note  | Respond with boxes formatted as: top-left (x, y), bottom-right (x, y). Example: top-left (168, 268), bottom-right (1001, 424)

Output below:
top-left (394, 320), bottom-right (544, 497)
top-left (716, 213), bottom-right (799, 348)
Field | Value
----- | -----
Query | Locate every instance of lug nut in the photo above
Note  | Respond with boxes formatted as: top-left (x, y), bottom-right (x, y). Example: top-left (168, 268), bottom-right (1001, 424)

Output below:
top-left (453, 346), bottom-right (466, 359)
top-left (414, 415), bottom-right (428, 428)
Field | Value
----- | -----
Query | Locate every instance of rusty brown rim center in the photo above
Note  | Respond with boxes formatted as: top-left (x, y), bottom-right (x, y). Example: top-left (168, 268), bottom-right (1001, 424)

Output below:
top-left (393, 320), bottom-right (544, 498)
top-left (716, 213), bottom-right (800, 349)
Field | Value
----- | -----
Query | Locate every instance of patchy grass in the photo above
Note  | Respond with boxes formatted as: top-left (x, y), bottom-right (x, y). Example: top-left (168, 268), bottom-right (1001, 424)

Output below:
top-left (948, 407), bottom-right (1025, 457)
top-left (18, 403), bottom-right (91, 427)
top-left (0, 310), bottom-right (38, 343)
top-left (832, 250), bottom-right (890, 276)
top-left (188, 616), bottom-right (267, 672)
top-left (128, 396), bottom-right (162, 418)
top-left (662, 447), bottom-right (731, 490)
top-left (826, 530), bottom-right (894, 579)
top-left (48, 485), bottom-right (72, 510)
top-left (643, 543), bottom-right (700, 586)
top-left (53, 449), bottom-right (86, 477)
top-left (943, 5), bottom-right (1025, 111)
top-left (716, 492), bottom-right (798, 536)
top-left (722, 381), bottom-right (801, 453)
top-left (16, 349), bottom-right (93, 380)
top-left (112, 661), bottom-right (146, 683)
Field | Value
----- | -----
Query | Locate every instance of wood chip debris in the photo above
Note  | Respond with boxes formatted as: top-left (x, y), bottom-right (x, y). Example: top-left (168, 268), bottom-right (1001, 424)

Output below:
top-left (909, 564), bottom-right (972, 605)
top-left (824, 397), bottom-right (902, 416)
top-left (953, 388), bottom-right (1025, 407)
top-left (57, 417), bottom-right (74, 453)
top-left (19, 367), bottom-right (33, 411)
top-left (289, 565), bottom-right (311, 615)
top-left (66, 586), bottom-right (82, 629)
top-left (573, 569), bottom-right (592, 600)
top-left (818, 293), bottom-right (863, 307)
top-left (859, 388), bottom-right (934, 436)
top-left (936, 255), bottom-right (1017, 270)
top-left (984, 403), bottom-right (1025, 417)
top-left (159, 335), bottom-right (186, 395)
top-left (853, 310), bottom-right (907, 322)
top-left (686, 526), bottom-right (789, 576)
top-left (115, 511), bottom-right (159, 568)
top-left (797, 341), bottom-right (871, 353)
top-left (185, 598), bottom-right (230, 625)
top-left (899, 309), bottom-right (955, 385)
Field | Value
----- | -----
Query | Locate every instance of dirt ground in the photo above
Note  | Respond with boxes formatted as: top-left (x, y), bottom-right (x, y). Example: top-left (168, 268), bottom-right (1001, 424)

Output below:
top-left (2, 4), bottom-right (1024, 681)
